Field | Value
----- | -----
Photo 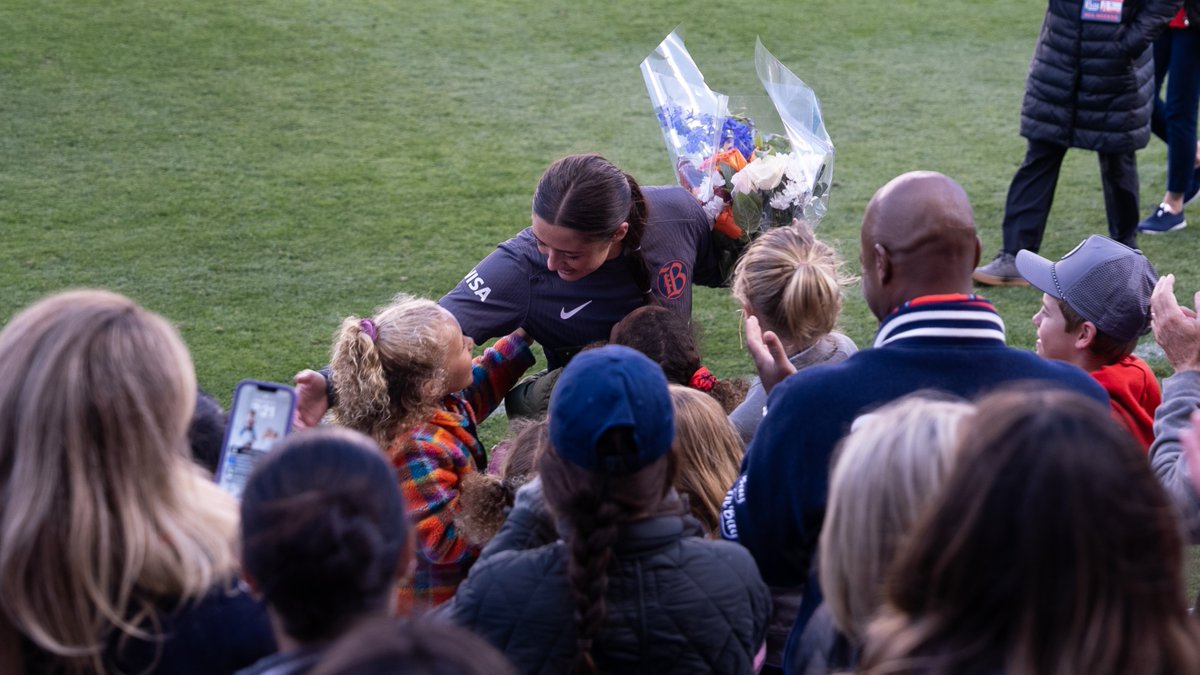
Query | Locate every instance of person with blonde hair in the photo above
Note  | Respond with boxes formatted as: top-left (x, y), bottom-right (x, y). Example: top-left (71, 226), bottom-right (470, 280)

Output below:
top-left (860, 389), bottom-right (1200, 675)
top-left (0, 290), bottom-right (274, 674)
top-left (668, 385), bottom-right (744, 535)
top-left (728, 224), bottom-right (857, 443)
top-left (327, 293), bottom-right (534, 611)
top-left (790, 394), bottom-right (974, 675)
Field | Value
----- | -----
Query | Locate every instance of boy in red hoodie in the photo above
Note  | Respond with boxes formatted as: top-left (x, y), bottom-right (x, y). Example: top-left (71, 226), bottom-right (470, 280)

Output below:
top-left (1016, 235), bottom-right (1161, 449)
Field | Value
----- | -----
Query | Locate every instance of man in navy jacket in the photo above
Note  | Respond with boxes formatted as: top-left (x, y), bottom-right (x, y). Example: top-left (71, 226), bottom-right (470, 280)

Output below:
top-left (720, 172), bottom-right (1110, 667)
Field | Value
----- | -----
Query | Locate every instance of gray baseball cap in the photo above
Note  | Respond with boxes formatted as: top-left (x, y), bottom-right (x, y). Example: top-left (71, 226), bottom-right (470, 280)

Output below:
top-left (1015, 236), bottom-right (1157, 342)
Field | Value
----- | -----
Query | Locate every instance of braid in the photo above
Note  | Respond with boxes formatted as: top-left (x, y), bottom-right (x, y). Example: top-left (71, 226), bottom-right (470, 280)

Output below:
top-left (566, 490), bottom-right (623, 675)
top-left (539, 427), bottom-right (674, 674)
top-left (622, 172), bottom-right (655, 303)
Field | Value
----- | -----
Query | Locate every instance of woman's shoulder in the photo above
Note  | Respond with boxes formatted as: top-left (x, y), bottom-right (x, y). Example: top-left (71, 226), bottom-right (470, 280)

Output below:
top-left (110, 582), bottom-right (276, 675)
top-left (642, 185), bottom-right (707, 223)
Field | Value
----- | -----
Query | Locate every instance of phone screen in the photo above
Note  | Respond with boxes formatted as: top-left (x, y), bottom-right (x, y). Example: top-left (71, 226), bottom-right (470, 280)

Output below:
top-left (215, 380), bottom-right (296, 498)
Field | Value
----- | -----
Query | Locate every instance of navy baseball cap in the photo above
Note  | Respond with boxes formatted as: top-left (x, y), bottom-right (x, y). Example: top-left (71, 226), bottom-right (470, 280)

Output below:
top-left (1015, 235), bottom-right (1158, 342)
top-left (548, 345), bottom-right (674, 475)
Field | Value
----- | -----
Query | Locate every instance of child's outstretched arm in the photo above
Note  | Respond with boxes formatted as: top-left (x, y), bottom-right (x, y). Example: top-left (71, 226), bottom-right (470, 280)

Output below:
top-left (460, 328), bottom-right (535, 422)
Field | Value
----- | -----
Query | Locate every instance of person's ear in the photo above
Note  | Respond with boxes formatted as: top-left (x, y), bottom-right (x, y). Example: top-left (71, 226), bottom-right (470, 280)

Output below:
top-left (1075, 321), bottom-right (1097, 350)
top-left (874, 243), bottom-right (892, 285)
top-left (972, 235), bottom-right (982, 268)
top-left (612, 222), bottom-right (629, 243)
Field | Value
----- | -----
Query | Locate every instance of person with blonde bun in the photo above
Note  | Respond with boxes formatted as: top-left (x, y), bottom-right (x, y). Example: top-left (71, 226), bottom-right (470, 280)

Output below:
top-left (728, 223), bottom-right (857, 444)
top-left (0, 290), bottom-right (274, 675)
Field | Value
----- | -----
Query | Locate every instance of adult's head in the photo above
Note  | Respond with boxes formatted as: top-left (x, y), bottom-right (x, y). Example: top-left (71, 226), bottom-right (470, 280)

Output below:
top-left (531, 154), bottom-right (651, 293)
top-left (240, 427), bottom-right (410, 646)
top-left (668, 385), bottom-right (744, 535)
top-left (861, 388), bottom-right (1200, 674)
top-left (731, 224), bottom-right (850, 352)
top-left (330, 293), bottom-right (471, 446)
top-left (859, 172), bottom-right (981, 320)
top-left (818, 393), bottom-right (974, 646)
top-left (310, 617), bottom-right (517, 675)
top-left (540, 345), bottom-right (678, 674)
top-left (0, 289), bottom-right (239, 674)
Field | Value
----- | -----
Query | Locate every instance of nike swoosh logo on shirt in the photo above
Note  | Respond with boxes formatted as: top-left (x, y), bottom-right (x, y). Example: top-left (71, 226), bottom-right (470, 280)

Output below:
top-left (559, 301), bottom-right (593, 320)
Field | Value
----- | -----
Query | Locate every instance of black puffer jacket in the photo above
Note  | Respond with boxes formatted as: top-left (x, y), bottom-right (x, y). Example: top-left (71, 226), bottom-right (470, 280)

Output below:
top-left (1020, 0), bottom-right (1180, 152)
top-left (444, 490), bottom-right (772, 675)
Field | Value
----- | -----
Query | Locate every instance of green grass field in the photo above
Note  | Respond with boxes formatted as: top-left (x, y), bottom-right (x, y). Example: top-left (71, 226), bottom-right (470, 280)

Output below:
top-left (4, 0), bottom-right (1200, 588)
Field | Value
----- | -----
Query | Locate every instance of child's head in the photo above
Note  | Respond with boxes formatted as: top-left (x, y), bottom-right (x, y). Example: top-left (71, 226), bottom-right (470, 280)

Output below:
top-left (455, 419), bottom-right (547, 547)
top-left (188, 388), bottom-right (226, 475)
top-left (1016, 236), bottom-right (1157, 366)
top-left (667, 385), bottom-right (744, 535)
top-left (541, 345), bottom-right (678, 675)
top-left (330, 294), bottom-right (474, 444)
top-left (310, 617), bottom-right (517, 675)
top-left (730, 223), bottom-right (850, 350)
top-left (240, 427), bottom-right (410, 646)
top-left (819, 393), bottom-right (974, 645)
top-left (609, 305), bottom-right (745, 413)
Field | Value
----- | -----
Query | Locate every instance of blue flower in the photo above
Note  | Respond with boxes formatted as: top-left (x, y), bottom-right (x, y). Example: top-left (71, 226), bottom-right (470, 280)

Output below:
top-left (656, 106), bottom-right (721, 156)
top-left (721, 116), bottom-right (755, 159)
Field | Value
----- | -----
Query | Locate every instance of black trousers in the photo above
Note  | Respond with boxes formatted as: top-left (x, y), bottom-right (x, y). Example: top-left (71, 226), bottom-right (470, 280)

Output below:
top-left (1000, 138), bottom-right (1140, 254)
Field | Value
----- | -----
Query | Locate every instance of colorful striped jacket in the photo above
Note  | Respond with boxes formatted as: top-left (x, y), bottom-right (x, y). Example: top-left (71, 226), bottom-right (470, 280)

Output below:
top-left (391, 332), bottom-right (534, 612)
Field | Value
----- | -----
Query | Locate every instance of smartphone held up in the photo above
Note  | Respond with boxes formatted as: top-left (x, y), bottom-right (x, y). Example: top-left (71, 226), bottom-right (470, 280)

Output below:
top-left (215, 380), bottom-right (297, 498)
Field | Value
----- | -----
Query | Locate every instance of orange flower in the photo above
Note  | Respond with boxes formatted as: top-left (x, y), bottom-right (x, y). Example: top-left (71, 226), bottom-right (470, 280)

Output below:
top-left (714, 206), bottom-right (742, 239)
top-left (714, 147), bottom-right (749, 173)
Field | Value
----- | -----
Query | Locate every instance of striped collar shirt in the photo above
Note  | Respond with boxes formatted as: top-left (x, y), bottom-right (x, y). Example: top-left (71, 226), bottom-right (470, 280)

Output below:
top-left (873, 294), bottom-right (1007, 348)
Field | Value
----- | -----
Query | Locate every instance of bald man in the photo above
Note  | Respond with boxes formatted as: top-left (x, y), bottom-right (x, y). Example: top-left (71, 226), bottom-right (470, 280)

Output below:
top-left (720, 172), bottom-right (1108, 672)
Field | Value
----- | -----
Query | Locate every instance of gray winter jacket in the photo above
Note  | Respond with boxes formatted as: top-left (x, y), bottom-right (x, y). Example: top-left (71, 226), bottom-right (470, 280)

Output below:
top-left (1148, 370), bottom-right (1200, 542)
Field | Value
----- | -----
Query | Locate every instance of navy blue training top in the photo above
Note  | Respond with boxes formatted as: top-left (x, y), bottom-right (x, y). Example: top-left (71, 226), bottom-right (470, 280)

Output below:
top-left (439, 186), bottom-right (722, 370)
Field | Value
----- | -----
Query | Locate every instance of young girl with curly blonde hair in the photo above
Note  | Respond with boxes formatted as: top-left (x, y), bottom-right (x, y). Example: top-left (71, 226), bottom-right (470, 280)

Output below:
top-left (328, 293), bottom-right (533, 611)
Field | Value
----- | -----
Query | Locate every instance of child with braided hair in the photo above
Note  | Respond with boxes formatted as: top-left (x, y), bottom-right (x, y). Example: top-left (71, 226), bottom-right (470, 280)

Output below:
top-left (445, 346), bottom-right (770, 674)
top-left (327, 293), bottom-right (534, 612)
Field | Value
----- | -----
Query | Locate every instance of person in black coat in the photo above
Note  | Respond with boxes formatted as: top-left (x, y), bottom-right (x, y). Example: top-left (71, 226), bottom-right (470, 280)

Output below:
top-left (974, 0), bottom-right (1180, 285)
top-left (444, 346), bottom-right (771, 675)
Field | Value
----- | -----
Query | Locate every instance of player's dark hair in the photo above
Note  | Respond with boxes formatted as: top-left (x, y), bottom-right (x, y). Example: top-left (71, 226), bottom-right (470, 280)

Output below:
top-left (533, 154), bottom-right (653, 299)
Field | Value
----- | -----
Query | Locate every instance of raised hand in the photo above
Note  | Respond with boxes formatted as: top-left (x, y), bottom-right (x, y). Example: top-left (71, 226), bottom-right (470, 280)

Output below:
top-left (745, 315), bottom-right (795, 395)
top-left (292, 369), bottom-right (331, 429)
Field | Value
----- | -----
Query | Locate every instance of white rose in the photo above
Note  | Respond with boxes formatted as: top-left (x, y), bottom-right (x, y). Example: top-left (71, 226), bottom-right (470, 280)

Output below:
top-left (737, 154), bottom-right (789, 192)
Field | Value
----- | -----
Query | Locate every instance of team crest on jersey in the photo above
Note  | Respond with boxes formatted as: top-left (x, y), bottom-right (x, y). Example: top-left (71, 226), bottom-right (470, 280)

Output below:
top-left (655, 259), bottom-right (689, 300)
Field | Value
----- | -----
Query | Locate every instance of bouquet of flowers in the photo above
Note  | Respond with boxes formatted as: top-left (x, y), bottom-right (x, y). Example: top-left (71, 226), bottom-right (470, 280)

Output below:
top-left (641, 31), bottom-right (834, 281)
